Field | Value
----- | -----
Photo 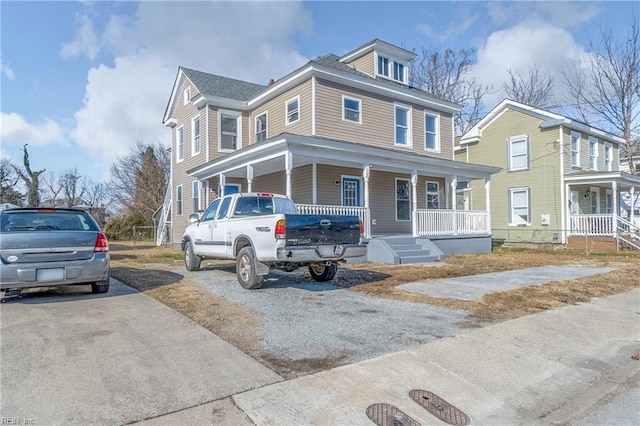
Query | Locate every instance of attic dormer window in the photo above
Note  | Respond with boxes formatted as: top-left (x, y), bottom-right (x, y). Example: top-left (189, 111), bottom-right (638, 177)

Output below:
top-left (184, 88), bottom-right (191, 105)
top-left (377, 56), bottom-right (390, 77)
top-left (377, 54), bottom-right (406, 83)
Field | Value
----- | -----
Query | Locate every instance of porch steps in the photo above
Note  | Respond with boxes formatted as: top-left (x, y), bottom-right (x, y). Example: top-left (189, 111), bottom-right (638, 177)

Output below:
top-left (365, 237), bottom-right (444, 265)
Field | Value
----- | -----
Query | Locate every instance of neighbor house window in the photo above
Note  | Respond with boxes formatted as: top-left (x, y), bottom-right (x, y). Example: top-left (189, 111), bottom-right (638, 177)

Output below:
top-left (425, 113), bottom-right (439, 151)
top-left (192, 181), bottom-right (200, 213)
top-left (604, 142), bottom-right (613, 171)
top-left (508, 134), bottom-right (529, 171)
top-left (219, 110), bottom-right (241, 151)
top-left (426, 182), bottom-right (439, 209)
top-left (343, 96), bottom-right (361, 123)
top-left (286, 96), bottom-right (299, 124)
top-left (255, 113), bottom-right (267, 142)
top-left (589, 137), bottom-right (598, 170)
top-left (571, 131), bottom-right (581, 168)
top-left (395, 104), bottom-right (411, 146)
top-left (396, 178), bottom-right (411, 221)
top-left (605, 190), bottom-right (613, 214)
top-left (183, 88), bottom-right (191, 105)
top-left (192, 116), bottom-right (200, 155)
top-left (176, 185), bottom-right (183, 216)
top-left (176, 126), bottom-right (184, 162)
top-left (509, 187), bottom-right (531, 225)
top-left (377, 56), bottom-right (390, 77)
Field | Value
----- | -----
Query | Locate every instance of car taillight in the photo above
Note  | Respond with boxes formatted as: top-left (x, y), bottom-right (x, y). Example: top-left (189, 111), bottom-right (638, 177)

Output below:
top-left (359, 220), bottom-right (364, 235)
top-left (95, 232), bottom-right (109, 253)
top-left (275, 219), bottom-right (286, 239)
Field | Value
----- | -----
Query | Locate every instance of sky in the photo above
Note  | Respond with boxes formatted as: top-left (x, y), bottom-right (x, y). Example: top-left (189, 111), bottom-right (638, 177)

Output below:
top-left (1, 0), bottom-right (637, 185)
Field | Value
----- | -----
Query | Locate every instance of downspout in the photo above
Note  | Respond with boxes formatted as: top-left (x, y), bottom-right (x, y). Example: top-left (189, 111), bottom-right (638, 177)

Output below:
top-left (559, 126), bottom-right (566, 244)
top-left (206, 105), bottom-right (210, 163)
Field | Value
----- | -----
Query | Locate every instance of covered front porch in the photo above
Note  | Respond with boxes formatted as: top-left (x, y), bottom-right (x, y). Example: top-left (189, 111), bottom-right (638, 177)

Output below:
top-left (187, 134), bottom-right (500, 256)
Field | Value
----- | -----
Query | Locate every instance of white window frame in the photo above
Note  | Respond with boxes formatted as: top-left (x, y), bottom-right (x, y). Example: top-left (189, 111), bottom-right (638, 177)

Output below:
top-left (191, 116), bottom-right (201, 156)
top-left (507, 134), bottom-right (529, 171)
top-left (426, 181), bottom-right (440, 209)
top-left (589, 137), bottom-right (598, 170)
top-left (255, 112), bottom-right (267, 143)
top-left (393, 62), bottom-right (405, 83)
top-left (342, 95), bottom-right (362, 124)
top-left (176, 126), bottom-right (184, 163)
top-left (394, 103), bottom-right (412, 147)
top-left (590, 187), bottom-right (601, 214)
top-left (395, 178), bottom-right (411, 221)
top-left (604, 142), bottom-right (613, 171)
top-left (377, 55), bottom-right (390, 78)
top-left (508, 187), bottom-right (531, 226)
top-left (285, 96), bottom-right (300, 125)
top-left (218, 109), bottom-right (242, 152)
top-left (192, 181), bottom-right (200, 213)
top-left (183, 88), bottom-right (191, 105)
top-left (571, 131), bottom-right (582, 168)
top-left (424, 112), bottom-right (440, 152)
top-left (176, 185), bottom-right (183, 216)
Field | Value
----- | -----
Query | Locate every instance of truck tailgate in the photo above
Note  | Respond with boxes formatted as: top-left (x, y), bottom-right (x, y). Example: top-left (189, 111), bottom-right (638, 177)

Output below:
top-left (284, 214), bottom-right (360, 246)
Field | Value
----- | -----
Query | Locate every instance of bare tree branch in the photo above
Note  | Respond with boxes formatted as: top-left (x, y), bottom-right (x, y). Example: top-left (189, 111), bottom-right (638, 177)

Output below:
top-left (503, 65), bottom-right (556, 110)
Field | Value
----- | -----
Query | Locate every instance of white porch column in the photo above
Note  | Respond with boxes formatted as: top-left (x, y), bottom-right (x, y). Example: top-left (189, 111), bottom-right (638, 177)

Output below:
top-left (444, 177), bottom-right (451, 209)
top-left (363, 165), bottom-right (371, 238)
top-left (485, 178), bottom-right (491, 231)
top-left (451, 175), bottom-right (457, 235)
top-left (246, 165), bottom-right (253, 193)
top-left (612, 181), bottom-right (618, 238)
top-left (219, 174), bottom-right (226, 197)
top-left (285, 152), bottom-right (293, 199)
top-left (631, 187), bottom-right (636, 225)
top-left (411, 170), bottom-right (418, 237)
top-left (312, 162), bottom-right (317, 204)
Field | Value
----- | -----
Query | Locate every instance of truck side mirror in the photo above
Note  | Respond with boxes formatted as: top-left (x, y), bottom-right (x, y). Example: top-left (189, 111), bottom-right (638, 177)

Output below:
top-left (188, 213), bottom-right (200, 223)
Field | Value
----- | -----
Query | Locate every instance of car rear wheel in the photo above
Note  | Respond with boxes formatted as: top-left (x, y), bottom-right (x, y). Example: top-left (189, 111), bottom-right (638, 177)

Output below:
top-left (184, 241), bottom-right (201, 271)
top-left (91, 280), bottom-right (110, 294)
top-left (236, 247), bottom-right (264, 289)
top-left (309, 262), bottom-right (338, 282)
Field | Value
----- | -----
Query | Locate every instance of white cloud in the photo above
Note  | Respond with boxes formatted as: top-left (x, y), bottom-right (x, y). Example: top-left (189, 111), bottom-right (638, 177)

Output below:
top-left (60, 14), bottom-right (100, 60)
top-left (1, 63), bottom-right (14, 80)
top-left (485, 1), bottom-right (600, 29)
top-left (0, 112), bottom-right (65, 145)
top-left (70, 1), bottom-right (312, 165)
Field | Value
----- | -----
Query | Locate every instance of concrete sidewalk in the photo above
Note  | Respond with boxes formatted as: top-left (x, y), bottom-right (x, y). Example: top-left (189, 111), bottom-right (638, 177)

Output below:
top-left (233, 288), bottom-right (640, 425)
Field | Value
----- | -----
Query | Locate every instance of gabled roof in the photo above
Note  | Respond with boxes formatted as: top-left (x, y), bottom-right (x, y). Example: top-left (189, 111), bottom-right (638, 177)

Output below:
top-left (339, 38), bottom-right (417, 63)
top-left (181, 67), bottom-right (266, 101)
top-left (460, 99), bottom-right (625, 145)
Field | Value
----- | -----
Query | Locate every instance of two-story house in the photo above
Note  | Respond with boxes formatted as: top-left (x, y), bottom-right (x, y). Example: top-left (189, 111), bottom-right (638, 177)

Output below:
top-left (160, 39), bottom-right (500, 263)
top-left (456, 99), bottom-right (640, 249)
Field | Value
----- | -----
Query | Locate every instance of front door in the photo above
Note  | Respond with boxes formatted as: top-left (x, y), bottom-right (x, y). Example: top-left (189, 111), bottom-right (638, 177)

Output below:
top-left (342, 177), bottom-right (361, 206)
top-left (590, 187), bottom-right (600, 214)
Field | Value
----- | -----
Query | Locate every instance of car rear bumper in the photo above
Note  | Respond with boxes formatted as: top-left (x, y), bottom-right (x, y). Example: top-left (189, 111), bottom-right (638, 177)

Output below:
top-left (0, 253), bottom-right (110, 290)
top-left (276, 244), bottom-right (367, 262)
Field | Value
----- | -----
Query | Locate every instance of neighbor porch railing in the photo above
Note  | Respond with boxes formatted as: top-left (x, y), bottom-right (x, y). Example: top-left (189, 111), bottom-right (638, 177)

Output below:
top-left (295, 204), bottom-right (371, 238)
top-left (416, 209), bottom-right (490, 237)
top-left (568, 214), bottom-right (614, 236)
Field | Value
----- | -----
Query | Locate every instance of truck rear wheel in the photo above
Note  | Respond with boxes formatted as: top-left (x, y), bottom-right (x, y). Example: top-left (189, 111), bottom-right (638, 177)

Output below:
top-left (309, 262), bottom-right (338, 282)
top-left (184, 241), bottom-right (201, 271)
top-left (237, 247), bottom-right (264, 289)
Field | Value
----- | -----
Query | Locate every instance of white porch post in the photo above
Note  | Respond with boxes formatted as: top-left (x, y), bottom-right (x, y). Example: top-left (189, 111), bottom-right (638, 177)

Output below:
top-left (411, 170), bottom-right (418, 237)
top-left (219, 174), bottom-right (226, 197)
top-left (451, 175), bottom-right (458, 235)
top-left (612, 181), bottom-right (618, 238)
top-left (363, 165), bottom-right (371, 238)
top-left (312, 162), bottom-right (317, 204)
top-left (246, 165), bottom-right (253, 193)
top-left (631, 187), bottom-right (636, 225)
top-left (444, 177), bottom-right (451, 209)
top-left (485, 178), bottom-right (491, 231)
top-left (285, 152), bottom-right (293, 199)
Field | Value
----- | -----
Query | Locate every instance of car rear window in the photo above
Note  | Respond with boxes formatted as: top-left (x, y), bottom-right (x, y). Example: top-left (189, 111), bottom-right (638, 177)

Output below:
top-left (0, 210), bottom-right (99, 232)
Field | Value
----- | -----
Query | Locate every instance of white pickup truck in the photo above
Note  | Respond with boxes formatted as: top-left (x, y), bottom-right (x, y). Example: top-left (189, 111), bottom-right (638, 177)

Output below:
top-left (181, 193), bottom-right (367, 289)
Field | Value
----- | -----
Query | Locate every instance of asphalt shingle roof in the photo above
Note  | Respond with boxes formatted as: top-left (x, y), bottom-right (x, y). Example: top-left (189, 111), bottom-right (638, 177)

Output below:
top-left (181, 67), bottom-right (266, 101)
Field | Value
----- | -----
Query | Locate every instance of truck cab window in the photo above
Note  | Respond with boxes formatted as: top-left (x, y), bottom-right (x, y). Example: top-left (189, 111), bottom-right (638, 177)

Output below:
top-left (201, 199), bottom-right (221, 221)
top-left (217, 197), bottom-right (232, 220)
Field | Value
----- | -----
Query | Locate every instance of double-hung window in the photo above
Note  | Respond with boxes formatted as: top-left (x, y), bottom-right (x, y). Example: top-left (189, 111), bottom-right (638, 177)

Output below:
top-left (286, 96), bottom-right (299, 124)
top-left (396, 178), bottom-right (411, 221)
top-left (507, 135), bottom-right (529, 171)
top-left (176, 185), bottom-right (183, 216)
top-left (589, 137), bottom-right (598, 170)
top-left (220, 110), bottom-right (241, 152)
top-left (176, 126), bottom-right (184, 162)
top-left (426, 182), bottom-right (439, 209)
top-left (343, 96), bottom-right (361, 123)
top-left (183, 88), bottom-right (190, 105)
top-left (255, 113), bottom-right (267, 142)
top-left (509, 187), bottom-right (531, 225)
top-left (604, 142), bottom-right (613, 171)
top-left (192, 181), bottom-right (200, 213)
top-left (393, 62), bottom-right (404, 82)
top-left (192, 116), bottom-right (200, 156)
top-left (377, 56), bottom-right (390, 77)
top-left (395, 104), bottom-right (411, 147)
top-left (571, 131), bottom-right (581, 168)
top-left (425, 113), bottom-right (439, 151)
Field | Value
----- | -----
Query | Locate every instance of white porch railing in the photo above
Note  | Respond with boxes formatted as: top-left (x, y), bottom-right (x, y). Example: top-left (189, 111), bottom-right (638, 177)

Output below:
top-left (568, 214), bottom-right (614, 236)
top-left (416, 209), bottom-right (490, 237)
top-left (295, 204), bottom-right (370, 238)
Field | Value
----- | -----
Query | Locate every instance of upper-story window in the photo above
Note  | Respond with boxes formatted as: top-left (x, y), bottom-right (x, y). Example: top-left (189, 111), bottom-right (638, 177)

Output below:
top-left (255, 113), bottom-right (267, 142)
top-left (424, 113), bottom-right (439, 151)
top-left (192, 116), bottom-right (200, 156)
top-left (219, 110), bottom-right (241, 152)
top-left (507, 134), bottom-right (529, 171)
top-left (604, 142), bottom-right (613, 171)
top-left (589, 137), bottom-right (598, 170)
top-left (571, 131), bottom-right (581, 168)
top-left (377, 54), bottom-right (406, 83)
top-left (286, 96), bottom-right (300, 125)
top-left (343, 96), bottom-right (361, 123)
top-left (393, 62), bottom-right (405, 82)
top-left (183, 88), bottom-right (191, 105)
top-left (176, 126), bottom-right (184, 162)
top-left (377, 56), bottom-right (390, 77)
top-left (395, 104), bottom-right (411, 147)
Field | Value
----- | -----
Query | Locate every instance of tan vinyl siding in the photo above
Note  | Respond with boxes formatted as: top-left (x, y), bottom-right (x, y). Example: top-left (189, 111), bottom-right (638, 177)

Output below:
top-left (369, 170), bottom-right (412, 234)
top-left (348, 52), bottom-right (375, 77)
top-left (314, 78), bottom-right (453, 159)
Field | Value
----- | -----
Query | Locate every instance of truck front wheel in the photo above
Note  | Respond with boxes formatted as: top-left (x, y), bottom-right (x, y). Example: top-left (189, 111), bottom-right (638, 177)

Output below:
top-left (236, 247), bottom-right (264, 289)
top-left (309, 262), bottom-right (338, 282)
top-left (184, 241), bottom-right (201, 271)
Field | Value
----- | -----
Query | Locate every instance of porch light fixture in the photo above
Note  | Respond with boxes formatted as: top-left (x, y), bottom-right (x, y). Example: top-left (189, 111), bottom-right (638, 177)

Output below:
top-left (584, 189), bottom-right (591, 198)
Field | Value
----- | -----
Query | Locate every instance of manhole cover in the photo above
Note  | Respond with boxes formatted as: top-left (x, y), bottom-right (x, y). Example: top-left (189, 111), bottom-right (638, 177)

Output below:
top-left (409, 390), bottom-right (470, 425)
top-left (366, 403), bottom-right (422, 426)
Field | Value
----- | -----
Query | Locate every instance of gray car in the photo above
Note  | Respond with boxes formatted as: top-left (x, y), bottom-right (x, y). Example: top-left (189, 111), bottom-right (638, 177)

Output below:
top-left (0, 208), bottom-right (110, 296)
